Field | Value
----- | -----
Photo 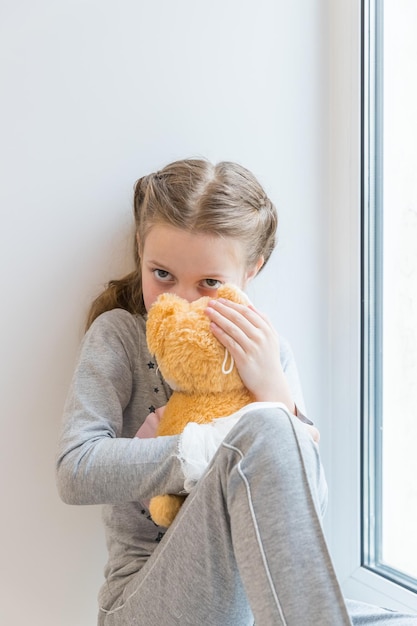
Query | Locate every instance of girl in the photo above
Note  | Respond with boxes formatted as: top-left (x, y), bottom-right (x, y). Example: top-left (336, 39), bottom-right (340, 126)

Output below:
top-left (56, 158), bottom-right (417, 625)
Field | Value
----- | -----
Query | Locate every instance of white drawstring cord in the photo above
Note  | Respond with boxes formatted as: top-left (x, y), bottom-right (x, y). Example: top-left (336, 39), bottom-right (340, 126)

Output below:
top-left (222, 348), bottom-right (234, 374)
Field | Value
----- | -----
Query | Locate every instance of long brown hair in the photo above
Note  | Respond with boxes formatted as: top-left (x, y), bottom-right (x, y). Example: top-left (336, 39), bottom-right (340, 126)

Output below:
top-left (86, 158), bottom-right (278, 330)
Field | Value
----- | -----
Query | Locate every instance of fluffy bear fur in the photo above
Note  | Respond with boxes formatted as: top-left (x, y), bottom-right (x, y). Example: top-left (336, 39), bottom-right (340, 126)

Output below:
top-left (146, 283), bottom-right (254, 527)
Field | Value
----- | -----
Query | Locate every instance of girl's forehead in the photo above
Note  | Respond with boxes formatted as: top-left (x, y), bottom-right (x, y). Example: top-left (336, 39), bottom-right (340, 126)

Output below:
top-left (143, 224), bottom-right (246, 271)
top-left (144, 224), bottom-right (242, 254)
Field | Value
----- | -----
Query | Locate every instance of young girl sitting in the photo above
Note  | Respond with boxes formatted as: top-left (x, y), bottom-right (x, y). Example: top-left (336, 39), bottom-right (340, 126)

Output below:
top-left (56, 158), bottom-right (417, 625)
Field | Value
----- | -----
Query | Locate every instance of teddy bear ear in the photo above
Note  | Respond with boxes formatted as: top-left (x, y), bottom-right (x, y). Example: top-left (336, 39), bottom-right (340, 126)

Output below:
top-left (146, 293), bottom-right (188, 354)
top-left (217, 283), bottom-right (249, 305)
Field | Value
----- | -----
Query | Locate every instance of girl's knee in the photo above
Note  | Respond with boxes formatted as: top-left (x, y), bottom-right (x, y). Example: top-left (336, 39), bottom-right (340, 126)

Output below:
top-left (225, 404), bottom-right (299, 451)
top-left (218, 405), bottom-right (327, 514)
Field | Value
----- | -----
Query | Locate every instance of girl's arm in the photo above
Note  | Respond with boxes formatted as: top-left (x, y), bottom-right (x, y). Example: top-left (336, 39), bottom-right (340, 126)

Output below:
top-left (56, 310), bottom-right (184, 506)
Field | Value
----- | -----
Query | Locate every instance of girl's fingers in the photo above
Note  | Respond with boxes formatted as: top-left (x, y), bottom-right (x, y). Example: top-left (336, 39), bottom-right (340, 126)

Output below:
top-left (305, 424), bottom-right (320, 443)
top-left (206, 307), bottom-right (258, 354)
top-left (205, 298), bottom-right (270, 342)
top-left (210, 298), bottom-right (266, 324)
top-left (205, 299), bottom-right (280, 373)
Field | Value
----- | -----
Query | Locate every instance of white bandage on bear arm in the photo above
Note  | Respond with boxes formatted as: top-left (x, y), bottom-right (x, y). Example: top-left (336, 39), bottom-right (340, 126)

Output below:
top-left (177, 414), bottom-right (241, 492)
top-left (177, 402), bottom-right (290, 492)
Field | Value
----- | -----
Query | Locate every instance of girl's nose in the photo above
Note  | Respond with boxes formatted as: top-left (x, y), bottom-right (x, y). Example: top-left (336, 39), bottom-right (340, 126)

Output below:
top-left (174, 285), bottom-right (200, 303)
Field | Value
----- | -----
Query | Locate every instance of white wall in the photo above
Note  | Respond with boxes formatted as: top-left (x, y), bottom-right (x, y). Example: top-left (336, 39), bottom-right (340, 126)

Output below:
top-left (0, 1), bottom-right (330, 624)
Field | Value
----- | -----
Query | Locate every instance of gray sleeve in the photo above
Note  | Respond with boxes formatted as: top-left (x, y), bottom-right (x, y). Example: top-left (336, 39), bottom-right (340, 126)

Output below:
top-left (279, 336), bottom-right (313, 425)
top-left (55, 310), bottom-right (184, 506)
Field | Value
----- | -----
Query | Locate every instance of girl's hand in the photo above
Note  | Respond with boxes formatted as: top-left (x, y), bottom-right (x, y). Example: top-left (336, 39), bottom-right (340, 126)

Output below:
top-left (135, 406), bottom-right (165, 438)
top-left (205, 298), bottom-right (296, 413)
top-left (305, 423), bottom-right (320, 444)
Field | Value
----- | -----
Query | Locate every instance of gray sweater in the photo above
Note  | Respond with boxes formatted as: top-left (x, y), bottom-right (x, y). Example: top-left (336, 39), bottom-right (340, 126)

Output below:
top-left (56, 308), bottom-right (307, 610)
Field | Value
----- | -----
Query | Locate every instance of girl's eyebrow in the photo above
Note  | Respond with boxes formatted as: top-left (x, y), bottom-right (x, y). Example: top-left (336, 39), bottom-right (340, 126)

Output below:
top-left (146, 258), bottom-right (170, 267)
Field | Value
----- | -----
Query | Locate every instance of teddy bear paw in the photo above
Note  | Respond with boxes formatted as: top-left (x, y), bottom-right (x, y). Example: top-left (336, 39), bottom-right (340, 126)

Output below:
top-left (149, 494), bottom-right (186, 527)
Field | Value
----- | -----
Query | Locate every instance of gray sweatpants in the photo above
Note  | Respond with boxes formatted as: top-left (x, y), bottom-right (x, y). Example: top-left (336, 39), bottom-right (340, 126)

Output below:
top-left (100, 407), bottom-right (417, 625)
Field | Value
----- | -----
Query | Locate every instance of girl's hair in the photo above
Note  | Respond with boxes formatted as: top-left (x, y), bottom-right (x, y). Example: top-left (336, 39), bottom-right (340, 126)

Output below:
top-left (86, 158), bottom-right (278, 329)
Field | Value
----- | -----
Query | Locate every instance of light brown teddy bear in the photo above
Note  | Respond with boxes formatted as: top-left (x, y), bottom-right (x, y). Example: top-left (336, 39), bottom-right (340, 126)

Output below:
top-left (146, 283), bottom-right (255, 527)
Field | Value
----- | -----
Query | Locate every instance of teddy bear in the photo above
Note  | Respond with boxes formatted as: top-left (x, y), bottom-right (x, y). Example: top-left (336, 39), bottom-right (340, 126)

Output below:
top-left (146, 283), bottom-right (255, 527)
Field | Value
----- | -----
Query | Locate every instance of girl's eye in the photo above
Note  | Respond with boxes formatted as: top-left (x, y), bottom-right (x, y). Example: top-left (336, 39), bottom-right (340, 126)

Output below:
top-left (153, 269), bottom-right (173, 282)
top-left (202, 279), bottom-right (222, 289)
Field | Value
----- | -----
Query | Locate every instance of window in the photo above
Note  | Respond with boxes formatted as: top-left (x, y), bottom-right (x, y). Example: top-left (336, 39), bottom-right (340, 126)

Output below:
top-left (362, 0), bottom-right (417, 593)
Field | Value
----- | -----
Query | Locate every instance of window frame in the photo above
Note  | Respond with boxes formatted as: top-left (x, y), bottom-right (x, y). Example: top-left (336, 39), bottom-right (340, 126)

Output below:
top-left (327, 0), bottom-right (417, 613)
top-left (361, 0), bottom-right (417, 594)
top-left (361, 0), bottom-right (384, 585)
